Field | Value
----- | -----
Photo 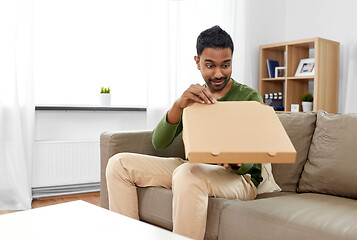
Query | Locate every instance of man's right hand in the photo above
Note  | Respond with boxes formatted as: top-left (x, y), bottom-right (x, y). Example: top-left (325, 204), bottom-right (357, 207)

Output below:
top-left (167, 84), bottom-right (216, 125)
top-left (178, 84), bottom-right (216, 109)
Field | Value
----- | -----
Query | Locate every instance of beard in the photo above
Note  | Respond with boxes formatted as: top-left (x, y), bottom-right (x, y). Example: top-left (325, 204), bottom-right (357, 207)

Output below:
top-left (205, 77), bottom-right (230, 92)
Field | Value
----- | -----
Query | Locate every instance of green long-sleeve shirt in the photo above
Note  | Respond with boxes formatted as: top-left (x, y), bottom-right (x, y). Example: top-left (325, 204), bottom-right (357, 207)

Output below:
top-left (152, 79), bottom-right (263, 187)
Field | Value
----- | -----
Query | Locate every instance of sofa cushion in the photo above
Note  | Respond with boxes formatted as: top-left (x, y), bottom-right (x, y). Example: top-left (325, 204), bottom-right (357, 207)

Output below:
top-left (137, 187), bottom-right (233, 240)
top-left (257, 163), bottom-right (281, 194)
top-left (298, 111), bottom-right (357, 199)
top-left (137, 187), bottom-right (173, 230)
top-left (218, 193), bottom-right (357, 240)
top-left (273, 112), bottom-right (316, 192)
top-left (256, 191), bottom-right (296, 199)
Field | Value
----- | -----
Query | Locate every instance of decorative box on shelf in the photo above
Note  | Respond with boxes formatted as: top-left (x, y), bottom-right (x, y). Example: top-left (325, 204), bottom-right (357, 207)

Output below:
top-left (264, 92), bottom-right (284, 111)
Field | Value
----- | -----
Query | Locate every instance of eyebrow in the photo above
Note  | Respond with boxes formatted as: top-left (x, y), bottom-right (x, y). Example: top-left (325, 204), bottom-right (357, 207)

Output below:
top-left (204, 59), bottom-right (232, 63)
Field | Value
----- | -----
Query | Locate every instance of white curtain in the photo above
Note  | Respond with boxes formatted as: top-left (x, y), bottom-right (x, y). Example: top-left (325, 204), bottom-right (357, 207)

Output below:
top-left (341, 44), bottom-right (357, 114)
top-left (145, 0), bottom-right (171, 129)
top-left (0, 0), bottom-right (34, 210)
top-left (146, 0), bottom-right (245, 129)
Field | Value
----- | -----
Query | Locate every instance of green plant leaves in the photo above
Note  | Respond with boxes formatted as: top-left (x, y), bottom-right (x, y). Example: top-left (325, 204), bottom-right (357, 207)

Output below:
top-left (302, 93), bottom-right (313, 102)
top-left (101, 87), bottom-right (111, 94)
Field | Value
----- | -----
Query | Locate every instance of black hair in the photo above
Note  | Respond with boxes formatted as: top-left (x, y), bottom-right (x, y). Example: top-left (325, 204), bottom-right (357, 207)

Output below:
top-left (196, 25), bottom-right (234, 57)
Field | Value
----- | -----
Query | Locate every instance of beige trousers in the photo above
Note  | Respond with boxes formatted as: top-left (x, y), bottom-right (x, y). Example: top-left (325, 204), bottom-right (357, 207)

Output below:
top-left (106, 153), bottom-right (257, 240)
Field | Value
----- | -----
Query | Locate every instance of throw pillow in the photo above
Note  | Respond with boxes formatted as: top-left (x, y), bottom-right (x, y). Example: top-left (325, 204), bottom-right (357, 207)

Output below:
top-left (273, 112), bottom-right (317, 191)
top-left (298, 111), bottom-right (357, 199)
top-left (257, 163), bottom-right (282, 194)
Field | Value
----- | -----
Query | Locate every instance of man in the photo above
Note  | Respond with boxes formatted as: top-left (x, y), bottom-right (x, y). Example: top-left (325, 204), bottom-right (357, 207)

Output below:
top-left (106, 25), bottom-right (263, 240)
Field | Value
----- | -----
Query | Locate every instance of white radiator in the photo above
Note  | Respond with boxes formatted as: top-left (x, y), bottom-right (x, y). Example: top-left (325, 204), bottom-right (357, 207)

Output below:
top-left (32, 140), bottom-right (100, 197)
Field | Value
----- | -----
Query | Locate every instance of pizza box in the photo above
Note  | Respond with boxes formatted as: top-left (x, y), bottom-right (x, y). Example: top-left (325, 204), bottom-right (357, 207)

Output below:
top-left (182, 101), bottom-right (296, 164)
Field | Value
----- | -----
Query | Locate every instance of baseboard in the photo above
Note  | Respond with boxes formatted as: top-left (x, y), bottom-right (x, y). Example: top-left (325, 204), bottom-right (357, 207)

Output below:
top-left (32, 182), bottom-right (100, 199)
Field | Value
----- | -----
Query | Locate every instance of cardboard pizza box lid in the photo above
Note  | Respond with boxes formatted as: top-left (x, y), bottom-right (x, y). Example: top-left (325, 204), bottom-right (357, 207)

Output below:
top-left (182, 101), bottom-right (296, 164)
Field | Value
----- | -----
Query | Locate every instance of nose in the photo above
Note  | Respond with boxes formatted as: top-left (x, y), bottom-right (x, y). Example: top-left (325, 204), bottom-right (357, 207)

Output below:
top-left (214, 68), bottom-right (224, 79)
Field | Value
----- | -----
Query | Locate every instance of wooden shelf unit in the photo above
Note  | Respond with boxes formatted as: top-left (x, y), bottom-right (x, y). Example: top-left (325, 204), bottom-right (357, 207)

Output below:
top-left (258, 38), bottom-right (339, 113)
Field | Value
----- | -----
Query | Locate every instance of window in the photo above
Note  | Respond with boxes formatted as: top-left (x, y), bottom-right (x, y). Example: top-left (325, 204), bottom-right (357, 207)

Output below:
top-left (33, 0), bottom-right (149, 106)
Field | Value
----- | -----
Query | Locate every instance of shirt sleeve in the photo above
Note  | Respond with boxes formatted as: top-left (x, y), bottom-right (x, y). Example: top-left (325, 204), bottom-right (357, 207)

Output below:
top-left (232, 163), bottom-right (254, 175)
top-left (247, 91), bottom-right (263, 103)
top-left (152, 112), bottom-right (183, 150)
top-left (231, 163), bottom-right (263, 188)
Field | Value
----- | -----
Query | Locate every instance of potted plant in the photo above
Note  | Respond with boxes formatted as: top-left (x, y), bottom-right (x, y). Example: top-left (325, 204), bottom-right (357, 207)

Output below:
top-left (301, 93), bottom-right (313, 112)
top-left (99, 87), bottom-right (111, 106)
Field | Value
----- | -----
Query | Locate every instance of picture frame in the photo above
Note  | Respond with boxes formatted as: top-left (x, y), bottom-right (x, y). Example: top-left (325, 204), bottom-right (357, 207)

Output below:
top-left (275, 67), bottom-right (286, 78)
top-left (295, 58), bottom-right (315, 77)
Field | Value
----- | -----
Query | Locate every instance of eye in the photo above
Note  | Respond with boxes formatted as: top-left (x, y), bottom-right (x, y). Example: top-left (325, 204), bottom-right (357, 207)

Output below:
top-left (206, 64), bottom-right (214, 69)
top-left (222, 64), bottom-right (230, 68)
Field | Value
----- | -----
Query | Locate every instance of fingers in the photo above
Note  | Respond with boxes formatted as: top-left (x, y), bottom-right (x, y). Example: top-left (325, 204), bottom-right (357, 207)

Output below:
top-left (217, 163), bottom-right (232, 171)
top-left (187, 92), bottom-right (206, 105)
top-left (193, 85), bottom-right (216, 104)
top-left (178, 84), bottom-right (217, 109)
top-left (186, 84), bottom-right (216, 104)
top-left (217, 163), bottom-right (242, 171)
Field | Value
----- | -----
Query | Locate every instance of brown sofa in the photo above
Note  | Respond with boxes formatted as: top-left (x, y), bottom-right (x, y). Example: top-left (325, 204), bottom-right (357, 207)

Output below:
top-left (100, 111), bottom-right (357, 240)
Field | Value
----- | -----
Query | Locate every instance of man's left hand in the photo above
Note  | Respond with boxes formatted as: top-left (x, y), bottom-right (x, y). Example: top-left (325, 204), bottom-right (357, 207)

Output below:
top-left (217, 163), bottom-right (242, 171)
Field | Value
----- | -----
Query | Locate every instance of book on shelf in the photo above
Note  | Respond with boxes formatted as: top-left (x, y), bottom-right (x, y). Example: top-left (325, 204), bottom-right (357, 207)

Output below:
top-left (266, 59), bottom-right (279, 78)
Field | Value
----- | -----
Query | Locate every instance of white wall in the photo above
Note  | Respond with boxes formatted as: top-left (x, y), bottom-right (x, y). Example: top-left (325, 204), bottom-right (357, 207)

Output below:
top-left (241, 0), bottom-right (286, 90)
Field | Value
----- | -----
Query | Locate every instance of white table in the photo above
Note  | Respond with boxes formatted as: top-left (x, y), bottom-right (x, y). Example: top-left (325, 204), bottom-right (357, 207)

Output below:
top-left (0, 200), bottom-right (192, 240)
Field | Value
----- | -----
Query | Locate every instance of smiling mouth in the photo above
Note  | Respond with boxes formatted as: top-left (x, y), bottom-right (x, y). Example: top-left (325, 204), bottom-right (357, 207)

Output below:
top-left (211, 78), bottom-right (225, 85)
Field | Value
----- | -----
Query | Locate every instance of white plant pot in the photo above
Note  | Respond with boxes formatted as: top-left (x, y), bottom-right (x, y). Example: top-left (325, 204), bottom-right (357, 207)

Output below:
top-left (99, 93), bottom-right (111, 107)
top-left (302, 101), bottom-right (313, 112)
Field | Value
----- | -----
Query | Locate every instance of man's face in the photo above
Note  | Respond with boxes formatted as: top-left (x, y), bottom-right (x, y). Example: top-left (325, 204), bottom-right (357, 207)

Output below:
top-left (194, 47), bottom-right (232, 92)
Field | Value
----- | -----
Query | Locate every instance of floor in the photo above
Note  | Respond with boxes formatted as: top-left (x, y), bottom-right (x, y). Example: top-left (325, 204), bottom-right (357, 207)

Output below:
top-left (0, 192), bottom-right (100, 215)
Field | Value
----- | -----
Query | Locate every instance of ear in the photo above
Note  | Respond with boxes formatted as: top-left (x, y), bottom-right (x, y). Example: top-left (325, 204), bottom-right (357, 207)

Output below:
top-left (194, 56), bottom-right (200, 70)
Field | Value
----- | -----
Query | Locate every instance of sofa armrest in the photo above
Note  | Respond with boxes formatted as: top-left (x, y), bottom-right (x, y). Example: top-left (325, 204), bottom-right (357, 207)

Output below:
top-left (100, 130), bottom-right (185, 209)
